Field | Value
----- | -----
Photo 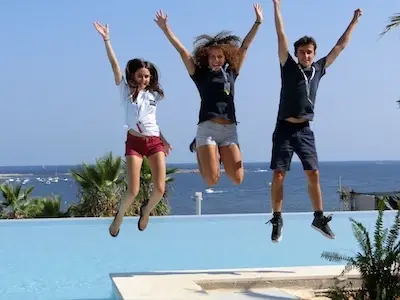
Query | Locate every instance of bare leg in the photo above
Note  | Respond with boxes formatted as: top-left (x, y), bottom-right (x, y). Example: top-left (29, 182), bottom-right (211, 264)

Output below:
top-left (219, 144), bottom-right (244, 185)
top-left (295, 127), bottom-right (335, 238)
top-left (109, 155), bottom-right (143, 236)
top-left (192, 139), bottom-right (221, 178)
top-left (271, 170), bottom-right (286, 212)
top-left (197, 145), bottom-right (220, 186)
top-left (138, 151), bottom-right (166, 230)
top-left (196, 151), bottom-right (206, 178)
top-left (305, 170), bottom-right (323, 211)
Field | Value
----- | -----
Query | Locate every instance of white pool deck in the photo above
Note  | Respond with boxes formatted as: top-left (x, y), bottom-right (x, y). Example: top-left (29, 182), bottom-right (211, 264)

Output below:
top-left (106, 210), bottom-right (398, 300)
top-left (110, 265), bottom-right (360, 299)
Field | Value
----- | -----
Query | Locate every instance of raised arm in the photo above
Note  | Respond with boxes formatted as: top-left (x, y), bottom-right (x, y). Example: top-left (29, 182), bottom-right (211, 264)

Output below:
top-left (324, 9), bottom-right (362, 69)
top-left (154, 10), bottom-right (196, 76)
top-left (273, 0), bottom-right (289, 66)
top-left (93, 21), bottom-right (123, 85)
top-left (237, 3), bottom-right (263, 72)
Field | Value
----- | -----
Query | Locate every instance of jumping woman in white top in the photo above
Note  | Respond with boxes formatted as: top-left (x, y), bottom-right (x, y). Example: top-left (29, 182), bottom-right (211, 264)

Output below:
top-left (93, 21), bottom-right (172, 237)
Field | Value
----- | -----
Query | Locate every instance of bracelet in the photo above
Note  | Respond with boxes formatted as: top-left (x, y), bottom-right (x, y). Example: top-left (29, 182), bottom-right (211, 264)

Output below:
top-left (104, 39), bottom-right (110, 41)
top-left (255, 21), bottom-right (262, 24)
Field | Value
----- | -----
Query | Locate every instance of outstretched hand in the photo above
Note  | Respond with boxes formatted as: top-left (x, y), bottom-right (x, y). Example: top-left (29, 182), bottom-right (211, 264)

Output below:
top-left (154, 9), bottom-right (168, 30)
top-left (254, 3), bottom-right (263, 23)
top-left (93, 21), bottom-right (109, 40)
top-left (272, 0), bottom-right (280, 6)
top-left (352, 8), bottom-right (363, 23)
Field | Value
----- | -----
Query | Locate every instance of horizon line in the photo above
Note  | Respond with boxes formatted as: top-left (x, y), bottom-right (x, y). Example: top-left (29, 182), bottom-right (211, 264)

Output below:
top-left (0, 159), bottom-right (399, 168)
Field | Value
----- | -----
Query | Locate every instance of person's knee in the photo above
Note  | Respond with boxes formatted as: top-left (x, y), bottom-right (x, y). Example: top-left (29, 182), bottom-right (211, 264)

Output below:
top-left (127, 186), bottom-right (140, 198)
top-left (225, 162), bottom-right (244, 185)
top-left (153, 182), bottom-right (165, 195)
top-left (272, 170), bottom-right (286, 186)
top-left (230, 173), bottom-right (243, 185)
top-left (305, 169), bottom-right (319, 184)
top-left (205, 173), bottom-right (220, 186)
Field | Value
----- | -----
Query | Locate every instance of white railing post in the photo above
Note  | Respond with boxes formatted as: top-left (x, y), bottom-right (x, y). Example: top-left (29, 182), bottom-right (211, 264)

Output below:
top-left (195, 192), bottom-right (203, 215)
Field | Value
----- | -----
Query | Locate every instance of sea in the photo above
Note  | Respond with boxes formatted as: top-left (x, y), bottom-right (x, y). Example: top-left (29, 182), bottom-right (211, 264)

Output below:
top-left (0, 161), bottom-right (399, 215)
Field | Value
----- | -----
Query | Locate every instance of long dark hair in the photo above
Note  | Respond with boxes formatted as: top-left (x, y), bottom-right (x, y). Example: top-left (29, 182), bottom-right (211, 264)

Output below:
top-left (192, 31), bottom-right (242, 72)
top-left (125, 58), bottom-right (164, 101)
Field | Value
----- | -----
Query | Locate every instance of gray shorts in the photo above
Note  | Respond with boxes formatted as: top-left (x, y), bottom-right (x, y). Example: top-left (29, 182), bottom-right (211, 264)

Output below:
top-left (196, 120), bottom-right (239, 148)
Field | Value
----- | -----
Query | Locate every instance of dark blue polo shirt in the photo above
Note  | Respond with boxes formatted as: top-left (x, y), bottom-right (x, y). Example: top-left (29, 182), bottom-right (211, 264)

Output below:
top-left (277, 53), bottom-right (327, 121)
top-left (190, 64), bottom-right (238, 124)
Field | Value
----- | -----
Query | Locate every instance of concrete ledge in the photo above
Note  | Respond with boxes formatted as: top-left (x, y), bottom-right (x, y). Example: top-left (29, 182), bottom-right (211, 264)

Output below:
top-left (110, 265), bottom-right (361, 300)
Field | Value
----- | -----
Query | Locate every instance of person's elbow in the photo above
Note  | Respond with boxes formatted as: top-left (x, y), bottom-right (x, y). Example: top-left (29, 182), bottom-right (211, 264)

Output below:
top-left (113, 69), bottom-right (123, 85)
top-left (114, 75), bottom-right (123, 85)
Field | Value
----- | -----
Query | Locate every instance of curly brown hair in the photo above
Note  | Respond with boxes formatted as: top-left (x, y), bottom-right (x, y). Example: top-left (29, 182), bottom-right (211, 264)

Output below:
top-left (192, 31), bottom-right (242, 72)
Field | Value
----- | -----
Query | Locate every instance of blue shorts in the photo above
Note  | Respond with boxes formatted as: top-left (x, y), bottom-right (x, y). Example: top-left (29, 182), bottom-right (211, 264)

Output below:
top-left (196, 120), bottom-right (239, 148)
top-left (270, 120), bottom-right (319, 171)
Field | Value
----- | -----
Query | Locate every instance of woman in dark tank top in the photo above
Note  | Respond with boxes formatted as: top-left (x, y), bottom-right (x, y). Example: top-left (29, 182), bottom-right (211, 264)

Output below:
top-left (155, 4), bottom-right (263, 186)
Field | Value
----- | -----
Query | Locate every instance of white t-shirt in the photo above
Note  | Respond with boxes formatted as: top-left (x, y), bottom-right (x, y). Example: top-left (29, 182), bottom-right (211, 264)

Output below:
top-left (119, 77), bottom-right (162, 136)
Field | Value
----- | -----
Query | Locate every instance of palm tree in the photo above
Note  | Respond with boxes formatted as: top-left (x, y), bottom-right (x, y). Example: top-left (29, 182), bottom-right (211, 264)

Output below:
top-left (69, 152), bottom-right (125, 217)
top-left (321, 199), bottom-right (400, 299)
top-left (69, 152), bottom-right (178, 217)
top-left (0, 183), bottom-right (64, 219)
top-left (20, 196), bottom-right (65, 218)
top-left (0, 183), bottom-right (34, 218)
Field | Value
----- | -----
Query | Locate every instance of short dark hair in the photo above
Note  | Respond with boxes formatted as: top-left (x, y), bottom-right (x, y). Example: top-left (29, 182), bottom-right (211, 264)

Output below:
top-left (294, 36), bottom-right (317, 55)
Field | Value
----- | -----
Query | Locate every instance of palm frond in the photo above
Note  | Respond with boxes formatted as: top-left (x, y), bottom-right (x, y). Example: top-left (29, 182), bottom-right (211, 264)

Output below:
top-left (322, 198), bottom-right (400, 298)
top-left (343, 258), bottom-right (358, 275)
top-left (350, 218), bottom-right (373, 260)
top-left (380, 13), bottom-right (400, 37)
top-left (20, 196), bottom-right (62, 218)
top-left (373, 200), bottom-right (385, 261)
top-left (0, 183), bottom-right (34, 209)
top-left (321, 251), bottom-right (353, 263)
top-left (166, 167), bottom-right (178, 175)
top-left (385, 206), bottom-right (400, 251)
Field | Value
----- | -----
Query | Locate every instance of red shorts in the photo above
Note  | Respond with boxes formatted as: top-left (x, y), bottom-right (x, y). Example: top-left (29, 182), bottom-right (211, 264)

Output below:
top-left (125, 133), bottom-right (165, 158)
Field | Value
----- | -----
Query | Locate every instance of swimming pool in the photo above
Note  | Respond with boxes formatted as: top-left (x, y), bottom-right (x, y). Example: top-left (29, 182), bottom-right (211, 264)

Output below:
top-left (0, 210), bottom-right (396, 300)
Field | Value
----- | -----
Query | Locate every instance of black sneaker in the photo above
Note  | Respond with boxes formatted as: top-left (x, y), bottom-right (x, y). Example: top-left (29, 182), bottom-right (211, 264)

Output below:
top-left (312, 214), bottom-right (335, 239)
top-left (266, 216), bottom-right (283, 243)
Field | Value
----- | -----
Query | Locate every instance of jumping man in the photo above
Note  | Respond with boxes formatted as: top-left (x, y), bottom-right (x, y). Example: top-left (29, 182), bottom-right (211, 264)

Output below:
top-left (268, 0), bottom-right (362, 243)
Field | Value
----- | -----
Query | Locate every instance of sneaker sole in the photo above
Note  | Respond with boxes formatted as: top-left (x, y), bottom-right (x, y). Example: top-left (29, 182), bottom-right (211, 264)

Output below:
top-left (311, 224), bottom-right (335, 239)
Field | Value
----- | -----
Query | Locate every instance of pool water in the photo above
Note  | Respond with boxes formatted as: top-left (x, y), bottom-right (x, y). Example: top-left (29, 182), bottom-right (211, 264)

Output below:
top-left (0, 211), bottom-right (396, 300)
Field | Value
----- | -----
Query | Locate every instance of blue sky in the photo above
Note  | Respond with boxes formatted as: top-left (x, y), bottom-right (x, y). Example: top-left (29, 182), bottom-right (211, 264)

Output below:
top-left (1, 0), bottom-right (399, 166)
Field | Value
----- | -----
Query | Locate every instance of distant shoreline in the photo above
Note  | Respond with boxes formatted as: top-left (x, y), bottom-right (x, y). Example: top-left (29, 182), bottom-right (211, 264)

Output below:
top-left (0, 160), bottom-right (399, 168)
top-left (0, 169), bottom-right (204, 178)
top-left (0, 159), bottom-right (400, 169)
